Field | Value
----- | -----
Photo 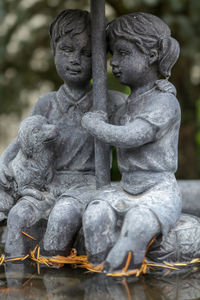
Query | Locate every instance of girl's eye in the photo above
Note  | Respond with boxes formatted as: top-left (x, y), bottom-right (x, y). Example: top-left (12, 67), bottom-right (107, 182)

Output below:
top-left (81, 50), bottom-right (91, 57)
top-left (119, 51), bottom-right (128, 56)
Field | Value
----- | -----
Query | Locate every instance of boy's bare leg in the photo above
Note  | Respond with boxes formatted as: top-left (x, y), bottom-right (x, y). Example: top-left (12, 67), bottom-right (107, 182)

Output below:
top-left (104, 207), bottom-right (160, 272)
top-left (83, 200), bottom-right (117, 264)
top-left (5, 200), bottom-right (39, 257)
top-left (43, 197), bottom-right (82, 256)
top-left (0, 189), bottom-right (14, 221)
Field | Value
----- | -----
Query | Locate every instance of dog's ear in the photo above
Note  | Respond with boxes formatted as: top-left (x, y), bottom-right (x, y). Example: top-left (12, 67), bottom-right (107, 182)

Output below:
top-left (18, 131), bottom-right (33, 158)
top-left (46, 167), bottom-right (54, 184)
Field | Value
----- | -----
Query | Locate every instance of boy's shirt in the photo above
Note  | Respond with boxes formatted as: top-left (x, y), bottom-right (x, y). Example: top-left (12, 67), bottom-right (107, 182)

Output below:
top-left (31, 84), bottom-right (127, 175)
top-left (115, 80), bottom-right (181, 195)
top-left (31, 84), bottom-right (95, 173)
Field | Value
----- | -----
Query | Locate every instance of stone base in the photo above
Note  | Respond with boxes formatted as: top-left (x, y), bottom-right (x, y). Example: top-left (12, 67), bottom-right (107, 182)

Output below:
top-left (178, 180), bottom-right (200, 217)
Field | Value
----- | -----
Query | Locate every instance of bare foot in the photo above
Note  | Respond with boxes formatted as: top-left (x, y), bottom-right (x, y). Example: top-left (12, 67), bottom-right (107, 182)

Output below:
top-left (104, 236), bottom-right (146, 272)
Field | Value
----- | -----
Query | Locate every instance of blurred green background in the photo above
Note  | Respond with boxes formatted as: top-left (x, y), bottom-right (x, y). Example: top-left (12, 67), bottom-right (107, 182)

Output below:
top-left (0, 0), bottom-right (200, 180)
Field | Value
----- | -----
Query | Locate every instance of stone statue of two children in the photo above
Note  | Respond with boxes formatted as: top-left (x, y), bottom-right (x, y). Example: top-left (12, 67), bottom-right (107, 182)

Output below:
top-left (0, 9), bottom-right (183, 271)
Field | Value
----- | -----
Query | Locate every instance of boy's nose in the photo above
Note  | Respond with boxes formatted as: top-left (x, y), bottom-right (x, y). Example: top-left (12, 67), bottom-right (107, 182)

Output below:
top-left (70, 51), bottom-right (81, 65)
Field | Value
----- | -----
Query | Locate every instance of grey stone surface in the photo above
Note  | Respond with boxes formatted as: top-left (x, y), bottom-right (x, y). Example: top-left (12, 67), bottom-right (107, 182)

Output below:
top-left (1, 9), bottom-right (199, 271)
top-left (0, 10), bottom-right (126, 258)
top-left (148, 213), bottom-right (200, 263)
top-left (146, 181), bottom-right (200, 263)
top-left (0, 115), bottom-right (57, 222)
top-left (81, 12), bottom-right (182, 271)
top-left (178, 180), bottom-right (200, 217)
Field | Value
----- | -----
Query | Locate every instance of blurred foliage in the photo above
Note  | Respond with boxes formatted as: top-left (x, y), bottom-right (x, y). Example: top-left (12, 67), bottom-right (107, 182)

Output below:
top-left (0, 0), bottom-right (200, 178)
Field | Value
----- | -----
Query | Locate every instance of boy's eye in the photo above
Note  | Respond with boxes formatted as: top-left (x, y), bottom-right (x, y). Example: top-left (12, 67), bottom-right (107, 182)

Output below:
top-left (59, 46), bottom-right (73, 52)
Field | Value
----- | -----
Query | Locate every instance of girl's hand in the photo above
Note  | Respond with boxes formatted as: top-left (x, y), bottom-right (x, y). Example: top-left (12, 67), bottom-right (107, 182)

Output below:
top-left (82, 111), bottom-right (107, 130)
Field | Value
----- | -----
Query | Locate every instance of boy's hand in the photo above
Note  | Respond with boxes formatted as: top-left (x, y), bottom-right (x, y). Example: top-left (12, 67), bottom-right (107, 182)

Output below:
top-left (82, 111), bottom-right (107, 129)
top-left (0, 164), bottom-right (13, 189)
top-left (20, 188), bottom-right (45, 201)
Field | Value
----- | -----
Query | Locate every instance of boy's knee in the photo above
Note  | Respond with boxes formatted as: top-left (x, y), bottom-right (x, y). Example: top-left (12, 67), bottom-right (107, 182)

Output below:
top-left (0, 189), bottom-right (14, 211)
top-left (44, 199), bottom-right (82, 254)
top-left (48, 198), bottom-right (81, 227)
top-left (8, 202), bottom-right (35, 228)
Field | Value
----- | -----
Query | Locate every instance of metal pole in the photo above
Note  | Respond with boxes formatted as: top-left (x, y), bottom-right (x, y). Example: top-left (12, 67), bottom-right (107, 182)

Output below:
top-left (91, 0), bottom-right (111, 188)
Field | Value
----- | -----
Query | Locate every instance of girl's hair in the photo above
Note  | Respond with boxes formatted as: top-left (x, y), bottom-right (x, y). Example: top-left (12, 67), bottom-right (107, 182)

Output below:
top-left (106, 12), bottom-right (180, 78)
top-left (50, 9), bottom-right (91, 55)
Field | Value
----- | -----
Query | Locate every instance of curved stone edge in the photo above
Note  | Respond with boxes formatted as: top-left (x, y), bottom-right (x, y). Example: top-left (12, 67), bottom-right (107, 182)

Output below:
top-left (178, 180), bottom-right (200, 217)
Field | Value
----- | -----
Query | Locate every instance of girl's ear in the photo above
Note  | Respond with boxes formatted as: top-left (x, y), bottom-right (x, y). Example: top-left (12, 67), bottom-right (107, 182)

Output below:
top-left (149, 49), bottom-right (158, 65)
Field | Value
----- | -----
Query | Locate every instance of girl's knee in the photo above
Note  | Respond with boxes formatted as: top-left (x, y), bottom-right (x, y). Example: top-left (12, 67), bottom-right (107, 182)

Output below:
top-left (122, 207), bottom-right (160, 238)
top-left (87, 199), bottom-right (113, 214)
top-left (83, 200), bottom-right (116, 227)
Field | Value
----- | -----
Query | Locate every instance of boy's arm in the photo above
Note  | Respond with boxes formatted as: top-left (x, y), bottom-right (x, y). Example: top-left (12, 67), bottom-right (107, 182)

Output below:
top-left (0, 94), bottom-right (46, 166)
top-left (0, 93), bottom-right (51, 188)
top-left (0, 138), bottom-right (19, 188)
top-left (82, 112), bottom-right (155, 148)
top-left (30, 94), bottom-right (52, 117)
top-left (0, 138), bottom-right (19, 164)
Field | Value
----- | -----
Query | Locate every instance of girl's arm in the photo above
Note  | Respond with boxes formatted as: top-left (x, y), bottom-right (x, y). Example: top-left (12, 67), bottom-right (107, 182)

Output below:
top-left (82, 111), bottom-right (155, 148)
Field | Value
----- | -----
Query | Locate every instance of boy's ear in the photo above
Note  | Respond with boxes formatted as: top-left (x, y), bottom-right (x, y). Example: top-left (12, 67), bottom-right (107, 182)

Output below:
top-left (149, 49), bottom-right (158, 65)
top-left (50, 40), bottom-right (56, 56)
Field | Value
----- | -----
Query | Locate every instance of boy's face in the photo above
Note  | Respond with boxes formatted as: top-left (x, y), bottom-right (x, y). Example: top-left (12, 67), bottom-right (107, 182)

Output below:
top-left (110, 38), bottom-right (149, 88)
top-left (54, 30), bottom-right (92, 87)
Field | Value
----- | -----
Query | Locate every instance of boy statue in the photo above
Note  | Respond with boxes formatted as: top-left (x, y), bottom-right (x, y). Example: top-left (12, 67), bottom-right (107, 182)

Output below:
top-left (1, 9), bottom-right (126, 257)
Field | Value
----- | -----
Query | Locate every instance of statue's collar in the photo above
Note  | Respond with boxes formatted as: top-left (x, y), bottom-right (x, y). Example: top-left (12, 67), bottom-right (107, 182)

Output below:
top-left (127, 79), bottom-right (176, 112)
top-left (127, 84), bottom-right (156, 111)
top-left (57, 84), bottom-right (93, 114)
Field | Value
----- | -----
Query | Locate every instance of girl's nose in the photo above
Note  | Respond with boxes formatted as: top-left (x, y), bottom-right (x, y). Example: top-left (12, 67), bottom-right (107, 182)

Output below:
top-left (110, 56), bottom-right (118, 67)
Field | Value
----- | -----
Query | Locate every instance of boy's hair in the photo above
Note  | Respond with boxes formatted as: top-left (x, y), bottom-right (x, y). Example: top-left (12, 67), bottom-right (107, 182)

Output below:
top-left (106, 13), bottom-right (180, 78)
top-left (50, 9), bottom-right (91, 55)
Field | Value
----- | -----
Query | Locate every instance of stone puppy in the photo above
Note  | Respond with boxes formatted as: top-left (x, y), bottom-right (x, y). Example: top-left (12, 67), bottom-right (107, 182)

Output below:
top-left (0, 115), bottom-right (57, 221)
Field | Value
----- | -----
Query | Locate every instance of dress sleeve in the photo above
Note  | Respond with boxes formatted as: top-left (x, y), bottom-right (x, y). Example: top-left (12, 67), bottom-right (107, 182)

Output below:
top-left (107, 90), bottom-right (128, 124)
top-left (82, 113), bottom-right (156, 148)
top-left (82, 94), bottom-right (180, 149)
top-left (135, 93), bottom-right (181, 141)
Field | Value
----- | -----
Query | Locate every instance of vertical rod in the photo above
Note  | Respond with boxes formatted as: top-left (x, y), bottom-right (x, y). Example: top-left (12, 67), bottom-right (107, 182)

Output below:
top-left (91, 0), bottom-right (111, 188)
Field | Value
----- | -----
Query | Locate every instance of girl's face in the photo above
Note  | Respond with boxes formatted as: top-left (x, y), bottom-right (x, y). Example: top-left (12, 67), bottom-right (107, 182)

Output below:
top-left (110, 38), bottom-right (150, 89)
